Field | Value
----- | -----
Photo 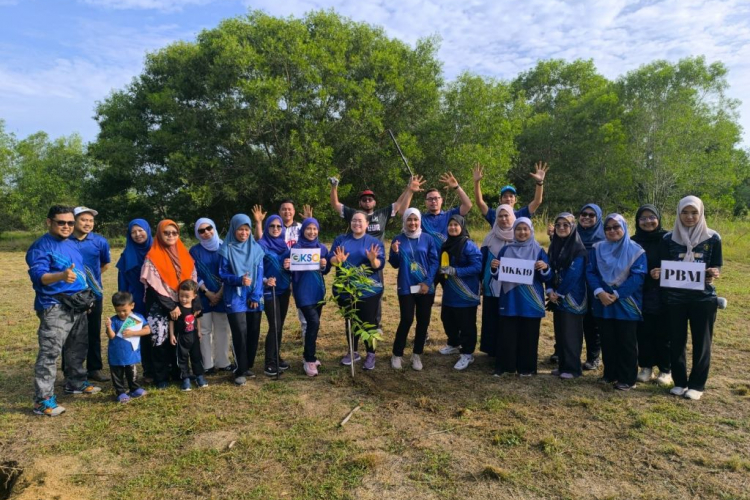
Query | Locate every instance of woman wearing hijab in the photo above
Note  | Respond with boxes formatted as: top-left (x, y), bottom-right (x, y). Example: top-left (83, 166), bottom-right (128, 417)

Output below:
top-left (117, 219), bottom-right (153, 376)
top-left (654, 196), bottom-right (722, 401)
top-left (576, 203), bottom-right (606, 371)
top-left (291, 218), bottom-right (329, 377)
top-left (586, 214), bottom-right (646, 391)
top-left (479, 205), bottom-right (516, 356)
top-left (218, 214), bottom-right (265, 385)
top-left (437, 214), bottom-right (482, 371)
top-left (388, 208), bottom-right (439, 371)
top-left (258, 215), bottom-right (292, 377)
top-left (547, 213), bottom-right (588, 379)
top-left (140, 220), bottom-right (197, 388)
top-left (493, 218), bottom-right (552, 377)
top-left (189, 218), bottom-right (232, 375)
top-left (631, 205), bottom-right (670, 386)
top-left (330, 212), bottom-right (385, 371)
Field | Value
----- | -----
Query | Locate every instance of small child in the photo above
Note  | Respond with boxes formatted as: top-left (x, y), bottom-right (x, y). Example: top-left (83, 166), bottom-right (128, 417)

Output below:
top-left (170, 279), bottom-right (207, 391)
top-left (106, 291), bottom-right (151, 403)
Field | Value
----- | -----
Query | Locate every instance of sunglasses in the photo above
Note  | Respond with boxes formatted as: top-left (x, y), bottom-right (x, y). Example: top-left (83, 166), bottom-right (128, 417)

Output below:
top-left (197, 225), bottom-right (214, 234)
top-left (268, 224), bottom-right (282, 229)
top-left (604, 225), bottom-right (622, 232)
top-left (579, 212), bottom-right (596, 218)
top-left (162, 230), bottom-right (179, 237)
top-left (52, 220), bottom-right (75, 227)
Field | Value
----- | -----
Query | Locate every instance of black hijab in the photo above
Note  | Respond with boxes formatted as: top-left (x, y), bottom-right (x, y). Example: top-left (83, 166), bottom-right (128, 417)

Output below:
top-left (548, 213), bottom-right (588, 272)
top-left (631, 204), bottom-right (666, 269)
top-left (441, 214), bottom-right (470, 261)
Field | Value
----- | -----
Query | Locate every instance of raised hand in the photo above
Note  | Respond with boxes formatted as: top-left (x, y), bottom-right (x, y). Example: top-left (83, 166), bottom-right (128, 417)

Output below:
top-left (439, 172), bottom-right (459, 190)
top-left (391, 240), bottom-right (400, 253)
top-left (529, 161), bottom-right (549, 183)
top-left (251, 204), bottom-right (267, 224)
top-left (472, 163), bottom-right (484, 183)
top-left (408, 175), bottom-right (426, 193)
top-left (302, 204), bottom-right (313, 219)
top-left (333, 246), bottom-right (349, 265)
top-left (366, 244), bottom-right (380, 263)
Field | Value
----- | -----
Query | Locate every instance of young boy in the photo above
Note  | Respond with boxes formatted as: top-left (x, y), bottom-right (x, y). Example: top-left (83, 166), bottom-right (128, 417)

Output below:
top-left (170, 280), bottom-right (207, 391)
top-left (105, 291), bottom-right (151, 403)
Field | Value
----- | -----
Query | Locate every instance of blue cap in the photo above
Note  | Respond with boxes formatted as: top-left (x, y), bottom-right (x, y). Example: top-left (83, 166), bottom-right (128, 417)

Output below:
top-left (500, 185), bottom-right (517, 196)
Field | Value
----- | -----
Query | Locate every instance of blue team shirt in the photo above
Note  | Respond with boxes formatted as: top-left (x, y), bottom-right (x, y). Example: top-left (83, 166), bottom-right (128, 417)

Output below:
top-left (330, 234), bottom-right (385, 300)
top-left (218, 257), bottom-right (265, 313)
top-left (70, 232), bottom-right (110, 288)
top-left (26, 233), bottom-right (88, 311)
top-left (189, 244), bottom-right (226, 313)
top-left (586, 250), bottom-right (646, 321)
top-left (495, 247), bottom-right (553, 318)
top-left (108, 313), bottom-right (146, 366)
top-left (441, 241), bottom-right (482, 308)
top-left (422, 206), bottom-right (461, 247)
top-left (388, 233), bottom-right (439, 296)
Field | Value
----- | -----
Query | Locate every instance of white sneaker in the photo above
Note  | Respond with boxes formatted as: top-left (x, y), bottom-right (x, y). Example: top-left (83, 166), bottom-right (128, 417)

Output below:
top-left (670, 386), bottom-right (688, 396)
top-left (656, 371), bottom-right (673, 387)
top-left (439, 345), bottom-right (460, 355)
top-left (454, 354), bottom-right (474, 371)
top-left (637, 367), bottom-right (654, 383)
top-left (391, 355), bottom-right (403, 370)
top-left (717, 297), bottom-right (728, 309)
top-left (411, 354), bottom-right (423, 371)
top-left (684, 389), bottom-right (703, 400)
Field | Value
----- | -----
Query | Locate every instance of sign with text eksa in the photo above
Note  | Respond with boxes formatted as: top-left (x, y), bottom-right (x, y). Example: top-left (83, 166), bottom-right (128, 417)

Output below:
top-left (660, 261), bottom-right (705, 290)
top-left (497, 257), bottom-right (536, 285)
top-left (290, 248), bottom-right (321, 271)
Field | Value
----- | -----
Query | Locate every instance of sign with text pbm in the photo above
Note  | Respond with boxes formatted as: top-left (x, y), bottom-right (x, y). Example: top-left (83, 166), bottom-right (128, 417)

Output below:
top-left (497, 257), bottom-right (536, 285)
top-left (290, 248), bottom-right (321, 271)
top-left (660, 261), bottom-right (705, 290)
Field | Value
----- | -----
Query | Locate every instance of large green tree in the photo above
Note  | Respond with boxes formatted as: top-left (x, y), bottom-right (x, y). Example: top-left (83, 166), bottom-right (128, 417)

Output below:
top-left (90, 10), bottom-right (443, 230)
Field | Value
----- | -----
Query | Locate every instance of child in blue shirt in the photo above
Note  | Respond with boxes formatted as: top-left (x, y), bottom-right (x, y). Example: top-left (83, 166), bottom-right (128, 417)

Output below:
top-left (105, 291), bottom-right (151, 403)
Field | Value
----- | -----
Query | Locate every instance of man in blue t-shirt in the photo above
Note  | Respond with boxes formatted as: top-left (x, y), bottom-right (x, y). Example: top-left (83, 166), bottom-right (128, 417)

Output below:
top-left (71, 206), bottom-right (111, 382)
top-left (26, 205), bottom-right (102, 417)
top-left (472, 162), bottom-right (549, 226)
top-left (421, 172), bottom-right (473, 247)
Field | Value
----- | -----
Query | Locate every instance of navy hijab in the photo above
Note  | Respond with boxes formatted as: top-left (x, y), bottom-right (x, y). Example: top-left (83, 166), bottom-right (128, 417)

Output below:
top-left (258, 215), bottom-right (289, 257)
top-left (116, 219), bottom-right (153, 272)
top-left (578, 203), bottom-right (605, 250)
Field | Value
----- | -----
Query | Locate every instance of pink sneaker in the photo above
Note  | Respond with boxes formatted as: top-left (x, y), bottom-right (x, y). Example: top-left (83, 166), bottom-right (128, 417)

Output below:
top-left (303, 361), bottom-right (318, 377)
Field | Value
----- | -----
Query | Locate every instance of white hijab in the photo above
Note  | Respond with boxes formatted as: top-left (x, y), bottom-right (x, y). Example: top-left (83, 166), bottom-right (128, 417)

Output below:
top-left (402, 208), bottom-right (422, 239)
top-left (672, 196), bottom-right (717, 262)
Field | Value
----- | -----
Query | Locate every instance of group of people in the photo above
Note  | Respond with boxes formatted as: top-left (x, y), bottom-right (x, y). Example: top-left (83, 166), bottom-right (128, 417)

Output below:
top-left (26, 163), bottom-right (724, 417)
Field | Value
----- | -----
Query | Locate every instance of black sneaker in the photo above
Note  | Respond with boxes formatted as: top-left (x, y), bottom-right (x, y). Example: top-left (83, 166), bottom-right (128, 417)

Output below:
top-left (549, 354), bottom-right (559, 364)
top-left (244, 370), bottom-right (256, 379)
top-left (583, 358), bottom-right (601, 371)
top-left (264, 364), bottom-right (279, 377)
top-left (278, 359), bottom-right (290, 371)
top-left (204, 367), bottom-right (217, 376)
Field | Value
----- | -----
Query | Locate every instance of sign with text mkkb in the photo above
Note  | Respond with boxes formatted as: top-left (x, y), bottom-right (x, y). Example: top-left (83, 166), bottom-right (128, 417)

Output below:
top-left (660, 261), bottom-right (705, 290)
top-left (497, 257), bottom-right (535, 285)
top-left (290, 248), bottom-right (321, 271)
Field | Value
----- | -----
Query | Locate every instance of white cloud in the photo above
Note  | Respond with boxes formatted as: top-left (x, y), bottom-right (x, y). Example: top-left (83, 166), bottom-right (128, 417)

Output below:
top-left (79, 0), bottom-right (214, 11)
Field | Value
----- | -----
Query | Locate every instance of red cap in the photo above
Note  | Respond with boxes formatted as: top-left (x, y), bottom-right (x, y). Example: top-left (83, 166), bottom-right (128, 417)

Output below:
top-left (359, 190), bottom-right (376, 199)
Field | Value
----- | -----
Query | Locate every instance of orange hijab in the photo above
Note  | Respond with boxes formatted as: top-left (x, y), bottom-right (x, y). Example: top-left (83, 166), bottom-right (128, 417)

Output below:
top-left (145, 220), bottom-right (195, 293)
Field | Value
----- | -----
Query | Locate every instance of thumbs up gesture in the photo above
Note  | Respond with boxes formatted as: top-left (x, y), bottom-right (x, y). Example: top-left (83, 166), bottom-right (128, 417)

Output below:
top-left (242, 272), bottom-right (252, 287)
top-left (62, 264), bottom-right (77, 283)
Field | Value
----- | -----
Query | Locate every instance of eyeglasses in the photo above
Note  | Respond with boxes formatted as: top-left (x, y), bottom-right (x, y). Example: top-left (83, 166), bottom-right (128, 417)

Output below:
top-left (162, 230), bottom-right (179, 236)
top-left (268, 224), bottom-right (282, 229)
top-left (426, 197), bottom-right (441, 202)
top-left (579, 212), bottom-right (596, 218)
top-left (638, 216), bottom-right (658, 222)
top-left (554, 223), bottom-right (572, 229)
top-left (52, 220), bottom-right (75, 227)
top-left (197, 225), bottom-right (214, 234)
top-left (360, 197), bottom-right (375, 203)
top-left (604, 225), bottom-right (622, 232)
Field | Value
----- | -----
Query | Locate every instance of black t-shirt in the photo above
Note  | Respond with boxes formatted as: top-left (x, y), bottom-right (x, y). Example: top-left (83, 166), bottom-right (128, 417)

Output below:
top-left (172, 300), bottom-right (203, 337)
top-left (341, 204), bottom-right (395, 241)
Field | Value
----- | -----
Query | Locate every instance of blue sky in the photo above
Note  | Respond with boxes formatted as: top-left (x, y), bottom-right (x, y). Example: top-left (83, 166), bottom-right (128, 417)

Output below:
top-left (1, 0), bottom-right (749, 145)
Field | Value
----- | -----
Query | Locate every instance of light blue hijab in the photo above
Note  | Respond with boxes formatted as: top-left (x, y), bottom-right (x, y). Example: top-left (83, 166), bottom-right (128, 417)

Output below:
top-left (218, 214), bottom-right (264, 280)
top-left (593, 214), bottom-right (645, 287)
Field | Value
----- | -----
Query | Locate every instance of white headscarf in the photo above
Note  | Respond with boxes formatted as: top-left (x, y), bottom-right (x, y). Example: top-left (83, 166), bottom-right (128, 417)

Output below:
top-left (501, 218), bottom-right (542, 293)
top-left (194, 217), bottom-right (222, 252)
top-left (402, 208), bottom-right (422, 239)
top-left (672, 196), bottom-right (717, 262)
top-left (481, 204), bottom-right (516, 257)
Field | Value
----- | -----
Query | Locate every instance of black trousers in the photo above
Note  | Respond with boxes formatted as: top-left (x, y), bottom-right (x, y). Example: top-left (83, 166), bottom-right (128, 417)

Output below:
top-left (176, 331), bottom-right (205, 379)
top-left (496, 316), bottom-right (541, 375)
top-left (228, 311), bottom-right (262, 376)
top-left (666, 301), bottom-right (716, 391)
top-left (264, 290), bottom-right (290, 367)
top-left (300, 304), bottom-right (323, 362)
top-left (598, 318), bottom-right (638, 386)
top-left (392, 293), bottom-right (434, 356)
top-left (554, 310), bottom-right (583, 376)
top-left (583, 306), bottom-right (601, 362)
top-left (152, 342), bottom-right (179, 384)
top-left (140, 331), bottom-right (154, 379)
top-left (441, 305), bottom-right (478, 355)
top-left (86, 299), bottom-right (104, 371)
top-left (110, 364), bottom-right (140, 395)
top-left (338, 293), bottom-right (381, 353)
top-left (479, 296), bottom-right (500, 355)
top-left (637, 312), bottom-right (671, 373)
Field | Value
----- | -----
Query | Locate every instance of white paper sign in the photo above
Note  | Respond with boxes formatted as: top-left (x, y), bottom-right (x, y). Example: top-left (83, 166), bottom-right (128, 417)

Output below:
top-left (410, 285), bottom-right (422, 294)
top-left (290, 248), bottom-right (321, 271)
top-left (497, 257), bottom-right (535, 285)
top-left (660, 261), bottom-right (705, 290)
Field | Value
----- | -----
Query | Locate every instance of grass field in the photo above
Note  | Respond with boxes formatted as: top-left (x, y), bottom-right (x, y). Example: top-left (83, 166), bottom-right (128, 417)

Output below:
top-left (1, 222), bottom-right (749, 500)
